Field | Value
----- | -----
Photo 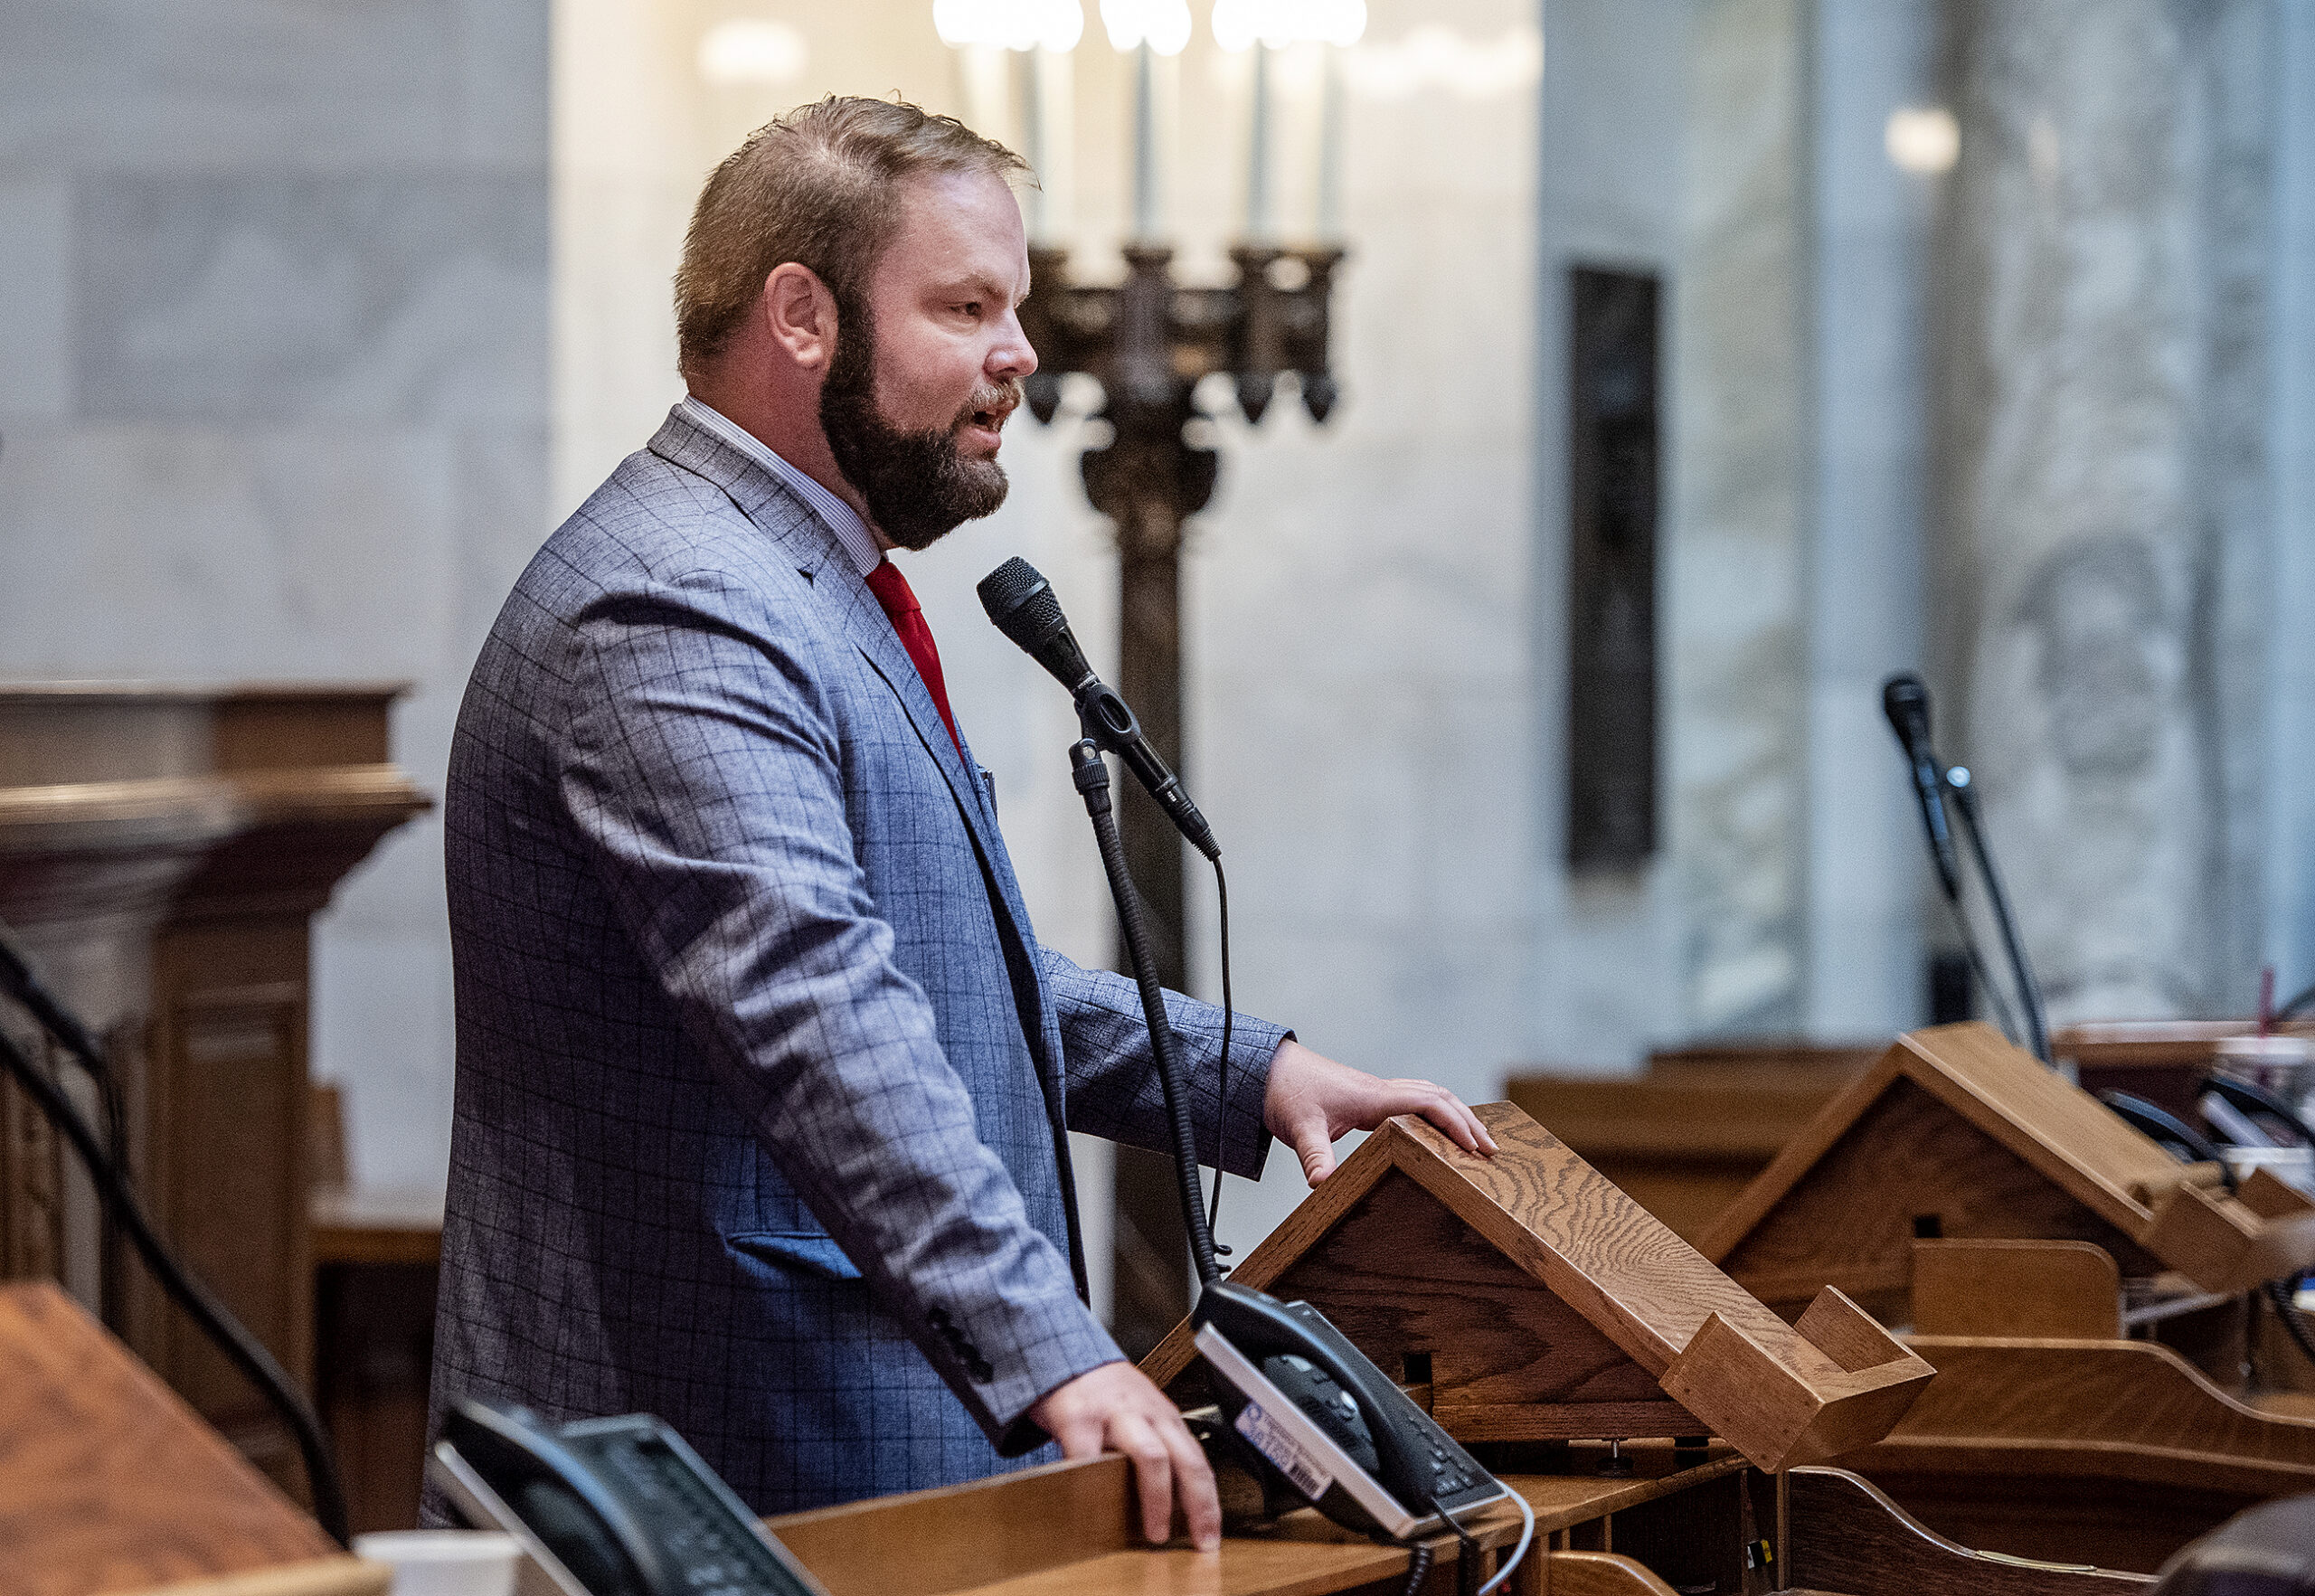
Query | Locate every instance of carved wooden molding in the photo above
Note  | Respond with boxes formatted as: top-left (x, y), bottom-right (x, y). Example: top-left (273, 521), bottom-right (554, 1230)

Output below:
top-left (1141, 1100), bottom-right (1931, 1471)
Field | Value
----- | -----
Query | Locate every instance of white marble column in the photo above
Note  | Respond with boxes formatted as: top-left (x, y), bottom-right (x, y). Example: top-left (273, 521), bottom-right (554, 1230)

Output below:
top-left (1669, 0), bottom-right (1808, 1034)
top-left (1947, 0), bottom-right (2274, 1022)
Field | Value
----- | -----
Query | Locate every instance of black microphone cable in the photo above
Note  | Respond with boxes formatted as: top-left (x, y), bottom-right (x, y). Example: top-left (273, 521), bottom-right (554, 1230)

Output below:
top-left (1205, 855), bottom-right (1234, 1259)
top-left (2281, 979), bottom-right (2315, 1023)
top-left (0, 1019), bottom-right (350, 1544)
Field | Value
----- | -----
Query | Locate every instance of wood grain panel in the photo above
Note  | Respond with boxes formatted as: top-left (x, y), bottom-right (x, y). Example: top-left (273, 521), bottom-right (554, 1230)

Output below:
top-left (1783, 1468), bottom-right (2150, 1594)
top-left (1143, 1105), bottom-right (1925, 1472)
top-left (1261, 1170), bottom-right (1671, 1412)
top-left (1888, 1336), bottom-right (2315, 1467)
top-left (1842, 1448), bottom-right (2282, 1572)
top-left (1911, 1240), bottom-right (2121, 1338)
top-left (769, 1455), bottom-right (1136, 1595)
top-left (1713, 1075), bottom-right (2158, 1313)
top-left (768, 1452), bottom-right (1534, 1596)
top-left (1392, 1107), bottom-right (1848, 1383)
top-left (1505, 1049), bottom-right (1867, 1243)
top-left (109, 1559), bottom-right (390, 1596)
top-left (0, 1282), bottom-right (338, 1596)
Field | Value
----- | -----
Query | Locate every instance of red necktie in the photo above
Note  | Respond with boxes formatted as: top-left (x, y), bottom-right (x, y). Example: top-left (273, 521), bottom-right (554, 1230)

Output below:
top-left (864, 560), bottom-right (964, 762)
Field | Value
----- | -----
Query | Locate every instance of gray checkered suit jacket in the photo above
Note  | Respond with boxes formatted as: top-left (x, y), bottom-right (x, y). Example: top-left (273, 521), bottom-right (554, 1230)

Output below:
top-left (426, 405), bottom-right (1285, 1514)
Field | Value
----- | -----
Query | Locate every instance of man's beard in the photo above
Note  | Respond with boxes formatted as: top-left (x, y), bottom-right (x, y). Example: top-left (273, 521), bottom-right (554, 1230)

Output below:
top-left (819, 301), bottom-right (1017, 552)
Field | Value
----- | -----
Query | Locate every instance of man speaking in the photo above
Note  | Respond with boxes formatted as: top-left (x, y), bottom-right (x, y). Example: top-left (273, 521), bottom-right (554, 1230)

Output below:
top-left (429, 96), bottom-right (1492, 1549)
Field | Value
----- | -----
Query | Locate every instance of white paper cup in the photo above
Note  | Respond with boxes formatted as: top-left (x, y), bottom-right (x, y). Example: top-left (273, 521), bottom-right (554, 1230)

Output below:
top-left (352, 1531), bottom-right (522, 1596)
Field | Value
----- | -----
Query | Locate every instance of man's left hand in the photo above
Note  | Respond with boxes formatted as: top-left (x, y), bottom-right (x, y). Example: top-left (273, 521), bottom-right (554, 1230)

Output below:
top-left (1261, 1039), bottom-right (1498, 1185)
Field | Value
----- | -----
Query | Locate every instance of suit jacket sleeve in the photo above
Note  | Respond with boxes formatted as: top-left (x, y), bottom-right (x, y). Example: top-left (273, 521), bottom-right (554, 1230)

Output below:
top-left (559, 566), bottom-right (1120, 1450)
top-left (1039, 948), bottom-right (1288, 1181)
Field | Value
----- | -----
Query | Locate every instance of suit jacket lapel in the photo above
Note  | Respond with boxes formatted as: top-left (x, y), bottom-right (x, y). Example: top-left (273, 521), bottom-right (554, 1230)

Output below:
top-left (646, 410), bottom-right (1073, 1145)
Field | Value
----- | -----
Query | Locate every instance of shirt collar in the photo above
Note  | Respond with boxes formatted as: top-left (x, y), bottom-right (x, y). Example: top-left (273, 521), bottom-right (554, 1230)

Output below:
top-left (677, 394), bottom-right (884, 578)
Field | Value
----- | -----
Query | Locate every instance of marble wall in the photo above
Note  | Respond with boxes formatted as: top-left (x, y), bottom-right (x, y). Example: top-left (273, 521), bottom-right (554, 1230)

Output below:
top-left (2273, 5), bottom-right (2315, 994)
top-left (0, 0), bottom-right (552, 1185)
top-left (1531, 0), bottom-right (1691, 1064)
top-left (1943, 0), bottom-right (2295, 1023)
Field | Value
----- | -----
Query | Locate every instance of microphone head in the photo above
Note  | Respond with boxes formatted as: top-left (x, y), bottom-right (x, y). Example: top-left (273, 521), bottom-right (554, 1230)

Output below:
top-left (1882, 672), bottom-right (1932, 745)
top-left (977, 557), bottom-right (1051, 630)
top-left (978, 558), bottom-right (1091, 689)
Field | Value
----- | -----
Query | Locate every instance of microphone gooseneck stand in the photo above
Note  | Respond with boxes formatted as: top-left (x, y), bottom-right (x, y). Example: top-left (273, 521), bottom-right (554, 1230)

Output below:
top-left (0, 1009), bottom-right (350, 1544)
top-left (1941, 764), bottom-right (2050, 1065)
top-left (987, 557), bottom-right (1535, 1592)
top-left (1069, 738), bottom-right (1222, 1286)
top-left (1880, 673), bottom-right (2052, 1065)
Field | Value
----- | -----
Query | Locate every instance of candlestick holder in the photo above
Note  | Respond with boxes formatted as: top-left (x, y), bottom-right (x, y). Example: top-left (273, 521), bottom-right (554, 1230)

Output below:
top-left (1016, 238), bottom-right (1344, 1355)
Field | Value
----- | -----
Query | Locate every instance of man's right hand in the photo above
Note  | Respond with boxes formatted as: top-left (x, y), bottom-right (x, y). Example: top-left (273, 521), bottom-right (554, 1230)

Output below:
top-left (1028, 1361), bottom-right (1221, 1552)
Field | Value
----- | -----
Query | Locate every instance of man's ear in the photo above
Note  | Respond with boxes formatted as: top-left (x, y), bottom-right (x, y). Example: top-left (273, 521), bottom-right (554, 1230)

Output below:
top-left (761, 263), bottom-right (838, 372)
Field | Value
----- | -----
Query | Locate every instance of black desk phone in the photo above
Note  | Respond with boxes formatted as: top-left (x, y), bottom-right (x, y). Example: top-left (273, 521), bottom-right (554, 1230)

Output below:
top-left (1192, 1280), bottom-right (1510, 1541)
top-left (430, 1400), bottom-right (830, 1596)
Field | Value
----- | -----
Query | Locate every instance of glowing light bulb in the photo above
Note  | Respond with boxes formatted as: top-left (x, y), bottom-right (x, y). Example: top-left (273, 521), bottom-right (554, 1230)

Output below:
top-left (1885, 106), bottom-right (1960, 175)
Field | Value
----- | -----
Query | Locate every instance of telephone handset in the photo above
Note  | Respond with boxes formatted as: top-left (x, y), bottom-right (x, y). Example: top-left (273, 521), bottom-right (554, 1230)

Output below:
top-left (1191, 1280), bottom-right (1509, 1542)
top-left (429, 1400), bottom-right (829, 1596)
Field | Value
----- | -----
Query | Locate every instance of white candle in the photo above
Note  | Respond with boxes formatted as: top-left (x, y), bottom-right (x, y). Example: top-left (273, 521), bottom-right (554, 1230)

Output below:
top-left (1132, 38), bottom-right (1157, 240)
top-left (1017, 46), bottom-right (1046, 240)
top-left (1316, 42), bottom-right (1344, 239)
top-left (1246, 42), bottom-right (1273, 241)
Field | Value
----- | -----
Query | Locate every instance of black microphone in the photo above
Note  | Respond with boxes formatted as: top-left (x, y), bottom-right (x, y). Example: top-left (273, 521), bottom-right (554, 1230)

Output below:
top-left (1882, 673), bottom-right (1961, 900)
top-left (978, 558), bottom-right (1221, 861)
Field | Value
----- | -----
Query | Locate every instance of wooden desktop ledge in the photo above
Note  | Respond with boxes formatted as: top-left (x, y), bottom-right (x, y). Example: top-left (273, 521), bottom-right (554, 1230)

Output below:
top-left (768, 1444), bottom-right (1740, 1596)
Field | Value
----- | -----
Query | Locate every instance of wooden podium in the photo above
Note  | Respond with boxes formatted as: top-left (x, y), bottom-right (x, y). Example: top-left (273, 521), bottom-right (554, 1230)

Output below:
top-left (760, 1107), bottom-right (2161, 1594)
top-left (0, 683), bottom-right (430, 1486)
top-left (1142, 1100), bottom-right (1933, 1472)
top-left (1, 1281), bottom-right (383, 1596)
top-left (1690, 1023), bottom-right (2315, 1571)
top-left (1698, 1022), bottom-right (2315, 1321)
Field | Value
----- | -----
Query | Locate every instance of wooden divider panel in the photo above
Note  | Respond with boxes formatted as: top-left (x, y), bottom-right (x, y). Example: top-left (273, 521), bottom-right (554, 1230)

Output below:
top-left (1911, 1241), bottom-right (2122, 1339)
top-left (1783, 1468), bottom-right (2151, 1595)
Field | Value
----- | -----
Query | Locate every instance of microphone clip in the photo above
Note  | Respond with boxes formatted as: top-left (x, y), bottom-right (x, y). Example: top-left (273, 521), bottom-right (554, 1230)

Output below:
top-left (1072, 681), bottom-right (1221, 863)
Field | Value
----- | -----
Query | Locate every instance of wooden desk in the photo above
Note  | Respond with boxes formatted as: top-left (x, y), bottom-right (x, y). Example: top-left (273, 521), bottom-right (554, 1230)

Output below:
top-left (768, 1442), bottom-right (2150, 1595)
top-left (1, 1281), bottom-right (384, 1596)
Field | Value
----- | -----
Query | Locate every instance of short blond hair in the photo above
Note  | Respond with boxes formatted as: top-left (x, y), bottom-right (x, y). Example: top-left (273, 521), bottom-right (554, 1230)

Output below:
top-left (675, 96), bottom-right (1027, 376)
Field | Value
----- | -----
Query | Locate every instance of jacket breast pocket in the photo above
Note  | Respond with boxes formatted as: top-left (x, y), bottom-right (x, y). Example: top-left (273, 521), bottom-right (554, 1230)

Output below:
top-left (723, 1230), bottom-right (865, 1282)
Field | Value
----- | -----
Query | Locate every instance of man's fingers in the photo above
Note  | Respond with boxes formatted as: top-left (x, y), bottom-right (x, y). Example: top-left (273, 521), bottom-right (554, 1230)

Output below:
top-left (1112, 1411), bottom-right (1176, 1545)
top-left (1161, 1407), bottom-right (1223, 1551)
top-left (1388, 1080), bottom-right (1497, 1157)
top-left (1047, 1410), bottom-right (1106, 1459)
top-left (1296, 1122), bottom-right (1337, 1185)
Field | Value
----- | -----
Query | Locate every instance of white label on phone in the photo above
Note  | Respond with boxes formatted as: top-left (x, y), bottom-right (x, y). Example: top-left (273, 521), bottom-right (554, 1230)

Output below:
top-left (1234, 1401), bottom-right (1334, 1501)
